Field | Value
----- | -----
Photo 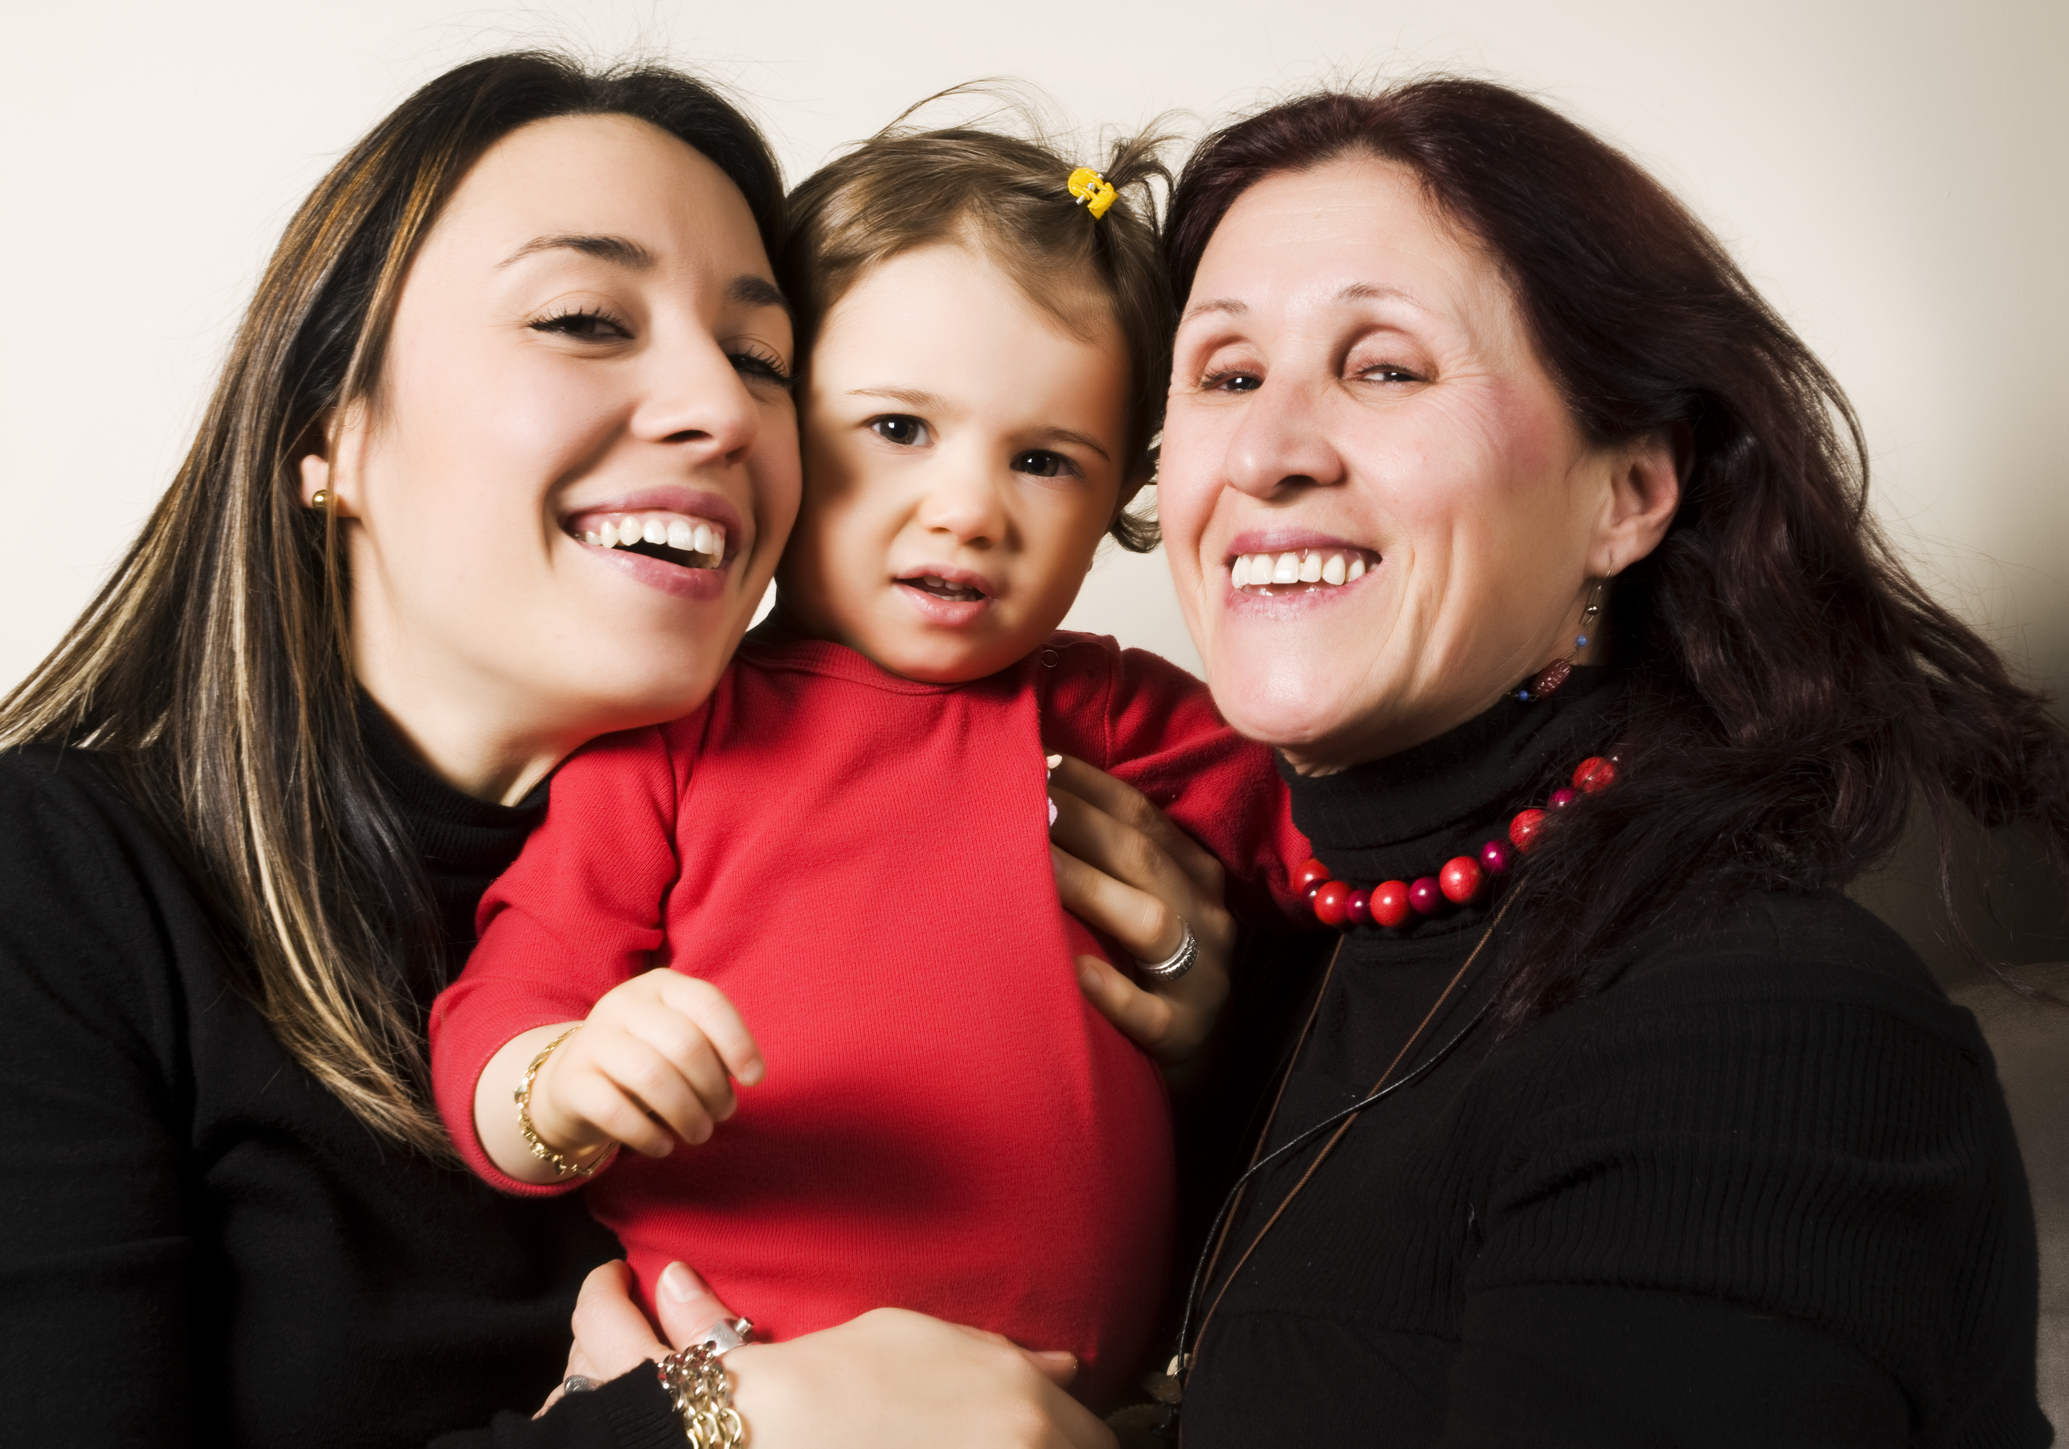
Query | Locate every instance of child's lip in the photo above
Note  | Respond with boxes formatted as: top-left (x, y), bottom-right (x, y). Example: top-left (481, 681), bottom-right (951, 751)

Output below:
top-left (893, 562), bottom-right (997, 598)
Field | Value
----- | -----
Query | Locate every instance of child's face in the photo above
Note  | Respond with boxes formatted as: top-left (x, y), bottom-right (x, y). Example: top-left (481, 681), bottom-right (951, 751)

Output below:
top-left (779, 243), bottom-right (1132, 683)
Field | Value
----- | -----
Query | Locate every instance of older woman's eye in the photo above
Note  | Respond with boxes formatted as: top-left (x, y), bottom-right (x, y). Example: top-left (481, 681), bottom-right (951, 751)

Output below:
top-left (871, 415), bottom-right (931, 447)
top-left (1201, 369), bottom-right (1263, 393)
top-left (1358, 362), bottom-right (1424, 384)
top-left (1010, 449), bottom-right (1078, 479)
top-left (531, 307), bottom-right (631, 341)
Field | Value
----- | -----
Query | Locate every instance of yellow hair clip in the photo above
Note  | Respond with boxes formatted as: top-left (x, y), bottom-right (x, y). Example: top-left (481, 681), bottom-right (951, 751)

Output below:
top-left (1067, 166), bottom-right (1118, 220)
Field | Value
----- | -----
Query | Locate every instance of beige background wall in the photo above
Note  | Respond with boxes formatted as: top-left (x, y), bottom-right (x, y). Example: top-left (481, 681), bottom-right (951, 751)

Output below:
top-left (4, 0), bottom-right (2063, 706)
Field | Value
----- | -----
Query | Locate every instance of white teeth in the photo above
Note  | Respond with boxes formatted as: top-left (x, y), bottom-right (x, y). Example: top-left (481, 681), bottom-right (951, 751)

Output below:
top-left (692, 522), bottom-right (715, 555)
top-left (582, 529), bottom-right (601, 546)
top-left (641, 518), bottom-right (667, 546)
top-left (597, 520), bottom-right (619, 547)
top-left (667, 519), bottom-right (696, 552)
top-left (580, 513), bottom-right (726, 564)
top-left (1229, 549), bottom-right (1370, 591)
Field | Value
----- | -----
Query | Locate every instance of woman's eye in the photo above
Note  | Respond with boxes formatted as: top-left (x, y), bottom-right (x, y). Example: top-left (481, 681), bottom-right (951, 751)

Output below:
top-left (731, 349), bottom-right (793, 389)
top-left (1201, 369), bottom-right (1263, 394)
top-left (530, 308), bottom-right (630, 341)
top-left (871, 415), bottom-right (930, 447)
top-left (1358, 363), bottom-right (1424, 384)
top-left (1010, 449), bottom-right (1077, 479)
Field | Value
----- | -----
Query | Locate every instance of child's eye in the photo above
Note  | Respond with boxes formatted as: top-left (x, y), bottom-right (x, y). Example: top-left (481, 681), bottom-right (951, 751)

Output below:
top-left (1010, 450), bottom-right (1078, 479)
top-left (871, 416), bottom-right (931, 447)
top-left (530, 307), bottom-right (631, 341)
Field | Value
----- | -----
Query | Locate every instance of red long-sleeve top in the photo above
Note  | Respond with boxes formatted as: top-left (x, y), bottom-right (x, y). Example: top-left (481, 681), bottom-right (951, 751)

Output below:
top-left (428, 632), bottom-right (1308, 1402)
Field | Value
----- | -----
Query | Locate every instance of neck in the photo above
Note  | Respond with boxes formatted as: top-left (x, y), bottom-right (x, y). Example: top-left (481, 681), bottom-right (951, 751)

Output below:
top-left (353, 654), bottom-right (573, 806)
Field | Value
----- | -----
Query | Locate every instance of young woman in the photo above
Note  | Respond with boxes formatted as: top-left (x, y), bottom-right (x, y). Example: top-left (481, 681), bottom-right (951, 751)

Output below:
top-left (0, 52), bottom-right (807, 1447)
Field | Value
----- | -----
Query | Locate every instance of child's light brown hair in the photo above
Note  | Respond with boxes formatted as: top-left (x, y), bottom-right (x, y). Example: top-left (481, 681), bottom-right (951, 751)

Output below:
top-left (778, 108), bottom-right (1175, 551)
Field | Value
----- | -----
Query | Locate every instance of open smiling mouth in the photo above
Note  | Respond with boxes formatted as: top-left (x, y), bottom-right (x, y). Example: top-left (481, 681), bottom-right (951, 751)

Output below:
top-left (899, 573), bottom-right (990, 603)
top-left (1229, 547), bottom-right (1378, 593)
top-left (571, 512), bottom-right (727, 571)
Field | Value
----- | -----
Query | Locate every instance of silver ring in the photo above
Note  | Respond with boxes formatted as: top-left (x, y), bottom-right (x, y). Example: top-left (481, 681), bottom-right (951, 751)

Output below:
top-left (562, 1375), bottom-right (596, 1394)
top-left (1135, 923), bottom-right (1198, 982)
top-left (695, 1316), bottom-right (755, 1357)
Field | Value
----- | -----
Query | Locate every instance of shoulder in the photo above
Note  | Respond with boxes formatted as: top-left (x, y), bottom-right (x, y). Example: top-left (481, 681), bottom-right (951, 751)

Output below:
top-left (0, 746), bottom-right (202, 1059)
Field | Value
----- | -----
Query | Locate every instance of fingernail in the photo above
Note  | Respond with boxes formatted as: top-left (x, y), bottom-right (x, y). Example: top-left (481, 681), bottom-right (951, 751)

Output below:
top-left (661, 1262), bottom-right (706, 1301)
top-left (1076, 958), bottom-right (1101, 990)
top-left (1045, 753), bottom-right (1062, 772)
top-left (1048, 796), bottom-right (1059, 827)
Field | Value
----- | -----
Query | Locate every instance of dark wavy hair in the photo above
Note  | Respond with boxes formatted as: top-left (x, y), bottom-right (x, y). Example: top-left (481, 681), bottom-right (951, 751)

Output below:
top-left (0, 53), bottom-right (784, 1152)
top-left (1167, 80), bottom-right (2069, 1022)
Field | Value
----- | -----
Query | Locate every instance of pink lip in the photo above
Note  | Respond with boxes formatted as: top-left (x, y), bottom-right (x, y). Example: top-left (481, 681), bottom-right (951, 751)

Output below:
top-left (1224, 528), bottom-right (1373, 560)
top-left (588, 546), bottom-right (727, 600)
top-left (893, 563), bottom-right (997, 629)
top-left (560, 486), bottom-right (747, 564)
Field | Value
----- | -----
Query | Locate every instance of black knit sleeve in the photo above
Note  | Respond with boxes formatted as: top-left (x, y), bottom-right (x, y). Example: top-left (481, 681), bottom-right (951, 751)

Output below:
top-left (0, 757), bottom-right (206, 1445)
top-left (1447, 955), bottom-right (2044, 1447)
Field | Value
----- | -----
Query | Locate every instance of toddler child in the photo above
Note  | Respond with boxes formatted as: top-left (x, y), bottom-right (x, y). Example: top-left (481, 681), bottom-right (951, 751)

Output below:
top-left (429, 121), bottom-right (1311, 1403)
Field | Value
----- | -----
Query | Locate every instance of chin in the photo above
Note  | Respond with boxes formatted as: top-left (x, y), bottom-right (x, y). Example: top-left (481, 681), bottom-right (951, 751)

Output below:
top-left (1205, 646), bottom-right (1374, 759)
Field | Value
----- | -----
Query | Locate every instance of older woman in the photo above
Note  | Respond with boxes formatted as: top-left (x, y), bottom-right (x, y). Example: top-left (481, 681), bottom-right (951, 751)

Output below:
top-left (581, 79), bottom-right (2061, 1449)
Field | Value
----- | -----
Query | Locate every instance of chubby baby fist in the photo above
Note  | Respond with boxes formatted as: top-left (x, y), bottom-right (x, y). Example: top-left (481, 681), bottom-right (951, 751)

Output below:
top-left (531, 969), bottom-right (765, 1161)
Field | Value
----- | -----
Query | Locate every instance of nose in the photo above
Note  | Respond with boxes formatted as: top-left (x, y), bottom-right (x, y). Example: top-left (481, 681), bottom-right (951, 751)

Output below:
top-left (914, 465), bottom-right (1008, 548)
top-left (1223, 377), bottom-right (1347, 499)
top-left (631, 335), bottom-right (766, 466)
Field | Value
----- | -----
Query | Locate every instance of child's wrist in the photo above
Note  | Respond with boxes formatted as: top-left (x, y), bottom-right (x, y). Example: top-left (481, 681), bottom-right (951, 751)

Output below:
top-left (515, 1026), bottom-right (618, 1179)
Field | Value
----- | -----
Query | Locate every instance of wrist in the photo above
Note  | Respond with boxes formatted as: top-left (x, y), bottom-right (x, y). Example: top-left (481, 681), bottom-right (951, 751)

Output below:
top-left (515, 1027), bottom-right (617, 1181)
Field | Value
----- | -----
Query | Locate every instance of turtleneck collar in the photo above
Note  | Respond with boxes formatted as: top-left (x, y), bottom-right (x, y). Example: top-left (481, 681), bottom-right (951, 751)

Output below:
top-left (356, 693), bottom-right (550, 992)
top-left (1281, 668), bottom-right (1624, 915)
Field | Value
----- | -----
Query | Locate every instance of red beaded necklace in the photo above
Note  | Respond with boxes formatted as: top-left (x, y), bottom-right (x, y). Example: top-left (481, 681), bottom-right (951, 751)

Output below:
top-left (1296, 751), bottom-right (1618, 930)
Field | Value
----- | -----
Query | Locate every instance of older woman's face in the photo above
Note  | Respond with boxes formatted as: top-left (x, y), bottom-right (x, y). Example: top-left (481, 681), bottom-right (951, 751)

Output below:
top-left (307, 114), bottom-right (798, 793)
top-left (1161, 155), bottom-right (1665, 772)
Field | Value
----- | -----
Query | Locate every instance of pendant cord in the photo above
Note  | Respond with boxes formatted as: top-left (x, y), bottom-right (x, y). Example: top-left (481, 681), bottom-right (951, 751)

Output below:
top-left (1171, 896), bottom-right (1513, 1401)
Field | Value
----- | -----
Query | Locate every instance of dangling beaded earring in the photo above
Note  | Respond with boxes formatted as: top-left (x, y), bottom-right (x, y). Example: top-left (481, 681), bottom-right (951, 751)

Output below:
top-left (1516, 579), bottom-right (1606, 704)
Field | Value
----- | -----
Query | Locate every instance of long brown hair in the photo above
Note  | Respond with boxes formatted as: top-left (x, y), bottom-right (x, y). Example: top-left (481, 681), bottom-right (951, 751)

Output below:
top-left (1167, 81), bottom-right (2069, 1021)
top-left (0, 53), bottom-right (785, 1153)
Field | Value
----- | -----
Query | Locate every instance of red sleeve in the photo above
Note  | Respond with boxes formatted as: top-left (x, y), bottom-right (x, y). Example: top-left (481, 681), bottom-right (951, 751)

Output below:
top-left (427, 716), bottom-right (697, 1195)
top-left (1038, 633), bottom-right (1315, 929)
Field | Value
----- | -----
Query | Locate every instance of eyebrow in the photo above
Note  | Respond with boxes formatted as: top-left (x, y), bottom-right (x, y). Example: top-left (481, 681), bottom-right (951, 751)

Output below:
top-left (499, 238), bottom-right (790, 316)
top-left (1178, 283), bottom-right (1424, 326)
top-left (500, 233), bottom-right (655, 269)
top-left (846, 387), bottom-right (1111, 461)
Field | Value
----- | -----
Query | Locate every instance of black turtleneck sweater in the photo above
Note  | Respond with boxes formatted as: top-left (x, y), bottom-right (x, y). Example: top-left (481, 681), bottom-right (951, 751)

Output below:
top-left (1180, 675), bottom-right (2046, 1448)
top-left (0, 730), bottom-right (685, 1447)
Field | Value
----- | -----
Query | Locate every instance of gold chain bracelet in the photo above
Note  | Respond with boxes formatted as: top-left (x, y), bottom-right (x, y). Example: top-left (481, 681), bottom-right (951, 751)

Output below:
top-left (514, 1026), bottom-right (616, 1180)
top-left (657, 1342), bottom-right (745, 1448)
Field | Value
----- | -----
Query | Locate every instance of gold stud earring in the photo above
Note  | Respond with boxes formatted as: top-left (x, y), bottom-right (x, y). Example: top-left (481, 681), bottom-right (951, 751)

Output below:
top-left (310, 490), bottom-right (331, 510)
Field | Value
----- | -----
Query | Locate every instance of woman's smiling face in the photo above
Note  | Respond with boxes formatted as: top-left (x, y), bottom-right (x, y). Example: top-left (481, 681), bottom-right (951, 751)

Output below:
top-left (306, 113), bottom-right (800, 796)
top-left (1160, 154), bottom-right (1654, 773)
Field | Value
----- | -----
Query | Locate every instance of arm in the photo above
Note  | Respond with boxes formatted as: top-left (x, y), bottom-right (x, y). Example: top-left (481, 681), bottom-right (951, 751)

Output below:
top-left (0, 764), bottom-right (204, 1446)
top-left (551, 1262), bottom-right (1116, 1449)
top-left (430, 720), bottom-right (759, 1188)
top-left (1443, 959), bottom-right (2033, 1445)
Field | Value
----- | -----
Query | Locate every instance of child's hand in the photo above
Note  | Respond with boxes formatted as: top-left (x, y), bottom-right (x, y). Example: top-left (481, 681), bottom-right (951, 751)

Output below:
top-left (472, 969), bottom-right (766, 1182)
top-left (532, 969), bottom-right (765, 1160)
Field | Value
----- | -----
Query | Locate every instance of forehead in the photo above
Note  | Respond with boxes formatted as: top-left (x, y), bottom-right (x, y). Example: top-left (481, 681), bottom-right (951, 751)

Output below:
top-left (422, 112), bottom-right (760, 269)
top-left (1187, 155), bottom-right (1526, 355)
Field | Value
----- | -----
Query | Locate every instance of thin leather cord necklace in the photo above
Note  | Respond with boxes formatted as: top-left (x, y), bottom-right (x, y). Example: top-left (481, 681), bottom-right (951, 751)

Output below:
top-left (1153, 897), bottom-right (1513, 1422)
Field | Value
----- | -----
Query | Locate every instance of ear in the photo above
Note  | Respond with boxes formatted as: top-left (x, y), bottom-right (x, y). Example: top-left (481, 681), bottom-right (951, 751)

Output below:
top-left (1587, 426), bottom-right (1682, 578)
top-left (295, 404), bottom-right (367, 513)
